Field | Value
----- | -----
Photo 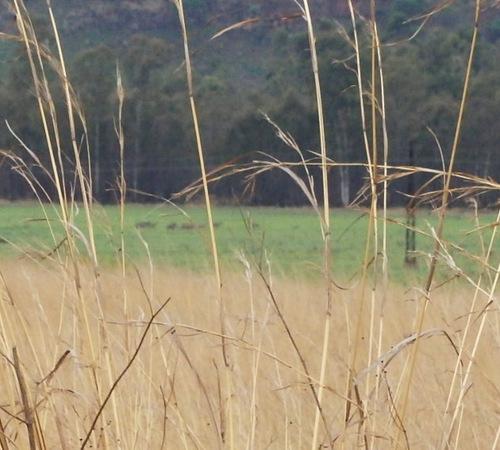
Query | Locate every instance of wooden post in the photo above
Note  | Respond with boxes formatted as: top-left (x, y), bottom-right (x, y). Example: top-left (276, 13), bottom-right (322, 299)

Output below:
top-left (405, 140), bottom-right (417, 266)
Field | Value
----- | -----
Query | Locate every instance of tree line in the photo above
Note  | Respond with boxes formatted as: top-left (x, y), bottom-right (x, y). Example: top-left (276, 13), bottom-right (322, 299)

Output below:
top-left (1, 1), bottom-right (500, 206)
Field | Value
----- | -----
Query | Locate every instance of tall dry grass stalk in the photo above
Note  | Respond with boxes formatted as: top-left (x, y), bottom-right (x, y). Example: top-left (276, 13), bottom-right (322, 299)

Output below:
top-left (6, 6), bottom-right (107, 438)
top-left (397, 1), bottom-right (483, 446)
top-left (173, 1), bottom-right (230, 447)
top-left (297, 0), bottom-right (334, 448)
top-left (345, 3), bottom-right (388, 445)
top-left (0, 1), bottom-right (166, 447)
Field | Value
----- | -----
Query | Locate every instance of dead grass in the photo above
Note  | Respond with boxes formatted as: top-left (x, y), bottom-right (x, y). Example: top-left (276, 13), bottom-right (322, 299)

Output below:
top-left (0, 0), bottom-right (498, 448)
top-left (0, 261), bottom-right (497, 448)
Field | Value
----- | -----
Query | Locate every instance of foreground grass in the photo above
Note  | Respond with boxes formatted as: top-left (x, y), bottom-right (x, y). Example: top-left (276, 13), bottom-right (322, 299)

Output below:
top-left (0, 202), bottom-right (497, 284)
top-left (1, 0), bottom-right (496, 448)
top-left (0, 259), bottom-right (497, 448)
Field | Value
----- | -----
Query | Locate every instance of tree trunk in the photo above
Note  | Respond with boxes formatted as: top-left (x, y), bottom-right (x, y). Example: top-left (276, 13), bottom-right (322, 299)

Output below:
top-left (405, 140), bottom-right (417, 266)
top-left (340, 166), bottom-right (350, 207)
top-left (133, 100), bottom-right (142, 202)
top-left (93, 121), bottom-right (100, 199)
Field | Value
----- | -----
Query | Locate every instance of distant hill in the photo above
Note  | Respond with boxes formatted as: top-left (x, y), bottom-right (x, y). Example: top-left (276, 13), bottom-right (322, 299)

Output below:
top-left (1, 0), bottom-right (500, 205)
top-left (2, 1), bottom-right (495, 57)
top-left (0, 1), bottom-right (384, 50)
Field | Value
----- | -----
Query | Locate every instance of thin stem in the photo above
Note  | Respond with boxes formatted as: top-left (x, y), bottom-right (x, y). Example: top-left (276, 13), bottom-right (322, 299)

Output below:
top-left (79, 299), bottom-right (171, 449)
top-left (174, 0), bottom-right (226, 364)
top-left (396, 1), bottom-right (482, 445)
top-left (174, 2), bottom-right (230, 448)
top-left (300, 0), bottom-right (333, 448)
top-left (46, 0), bottom-right (98, 269)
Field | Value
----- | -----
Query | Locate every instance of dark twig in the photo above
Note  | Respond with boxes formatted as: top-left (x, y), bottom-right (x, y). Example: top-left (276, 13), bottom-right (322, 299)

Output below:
top-left (79, 298), bottom-right (171, 449)
top-left (13, 347), bottom-right (36, 450)
top-left (257, 271), bottom-right (333, 446)
top-left (37, 350), bottom-right (71, 386)
top-left (0, 414), bottom-right (10, 450)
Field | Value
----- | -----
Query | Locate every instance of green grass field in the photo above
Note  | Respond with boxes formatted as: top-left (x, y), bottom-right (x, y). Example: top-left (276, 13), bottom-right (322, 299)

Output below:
top-left (0, 202), bottom-right (497, 284)
top-left (0, 201), bottom-right (498, 448)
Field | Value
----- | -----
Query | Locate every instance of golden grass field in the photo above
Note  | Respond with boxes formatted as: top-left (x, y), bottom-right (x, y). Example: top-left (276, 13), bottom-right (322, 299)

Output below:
top-left (0, 257), bottom-right (498, 448)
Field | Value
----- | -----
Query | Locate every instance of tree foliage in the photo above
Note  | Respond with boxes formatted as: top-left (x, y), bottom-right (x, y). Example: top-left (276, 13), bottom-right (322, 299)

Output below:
top-left (1, 1), bottom-right (500, 205)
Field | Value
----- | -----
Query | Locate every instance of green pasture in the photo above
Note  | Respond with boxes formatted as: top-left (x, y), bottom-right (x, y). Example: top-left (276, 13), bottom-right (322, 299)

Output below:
top-left (0, 202), bottom-right (497, 283)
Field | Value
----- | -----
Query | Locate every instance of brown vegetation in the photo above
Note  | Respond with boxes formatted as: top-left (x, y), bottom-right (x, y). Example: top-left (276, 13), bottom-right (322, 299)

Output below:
top-left (0, 261), bottom-right (497, 448)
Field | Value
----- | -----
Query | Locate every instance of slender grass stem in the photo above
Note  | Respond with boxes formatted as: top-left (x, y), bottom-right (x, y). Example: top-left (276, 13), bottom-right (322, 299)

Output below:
top-left (346, 4), bottom-right (378, 442)
top-left (299, 0), bottom-right (333, 447)
top-left (174, 1), bottom-right (230, 447)
top-left (45, 0), bottom-right (98, 269)
top-left (396, 1), bottom-right (483, 446)
top-left (372, 18), bottom-right (390, 448)
top-left (440, 206), bottom-right (500, 447)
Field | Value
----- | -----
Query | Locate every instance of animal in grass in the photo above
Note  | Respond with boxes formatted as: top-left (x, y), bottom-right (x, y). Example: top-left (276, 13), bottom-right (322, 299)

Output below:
top-left (178, 222), bottom-right (222, 230)
top-left (135, 221), bottom-right (156, 229)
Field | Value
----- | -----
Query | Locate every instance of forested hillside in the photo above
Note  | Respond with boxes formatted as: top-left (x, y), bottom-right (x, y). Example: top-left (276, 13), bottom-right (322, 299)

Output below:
top-left (1, 0), bottom-right (500, 205)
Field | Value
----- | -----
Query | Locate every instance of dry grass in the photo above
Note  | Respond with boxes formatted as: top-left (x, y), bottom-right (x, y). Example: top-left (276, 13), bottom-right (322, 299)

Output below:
top-left (0, 0), bottom-right (498, 448)
top-left (0, 261), bottom-right (497, 448)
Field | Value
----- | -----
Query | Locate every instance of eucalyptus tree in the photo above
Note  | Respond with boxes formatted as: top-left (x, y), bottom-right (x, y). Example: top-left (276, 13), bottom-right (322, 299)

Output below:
top-left (71, 44), bottom-right (116, 199)
top-left (120, 34), bottom-right (173, 200)
top-left (0, 13), bottom-right (58, 199)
